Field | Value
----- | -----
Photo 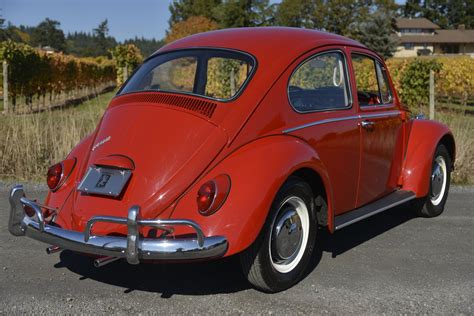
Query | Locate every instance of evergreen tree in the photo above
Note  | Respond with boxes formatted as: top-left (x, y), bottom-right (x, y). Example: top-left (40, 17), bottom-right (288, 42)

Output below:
top-left (30, 18), bottom-right (66, 51)
top-left (275, 0), bottom-right (314, 28)
top-left (169, 0), bottom-right (222, 26)
top-left (402, 0), bottom-right (474, 29)
top-left (92, 20), bottom-right (117, 57)
top-left (212, 0), bottom-right (275, 28)
top-left (350, 12), bottom-right (398, 58)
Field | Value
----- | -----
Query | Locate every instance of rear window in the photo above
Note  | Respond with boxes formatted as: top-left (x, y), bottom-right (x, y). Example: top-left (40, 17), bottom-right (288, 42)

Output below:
top-left (119, 49), bottom-right (255, 101)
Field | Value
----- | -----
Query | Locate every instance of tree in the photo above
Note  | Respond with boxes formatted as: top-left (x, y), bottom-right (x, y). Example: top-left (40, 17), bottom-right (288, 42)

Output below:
top-left (212, 0), bottom-right (275, 28)
top-left (166, 16), bottom-right (219, 43)
top-left (169, 0), bottom-right (222, 26)
top-left (275, 0), bottom-right (314, 28)
top-left (311, 0), bottom-right (372, 35)
top-left (0, 13), bottom-right (6, 41)
top-left (93, 20), bottom-right (117, 57)
top-left (30, 18), bottom-right (66, 51)
top-left (403, 0), bottom-right (423, 18)
top-left (402, 0), bottom-right (474, 29)
top-left (350, 12), bottom-right (398, 58)
top-left (123, 37), bottom-right (164, 57)
top-left (110, 44), bottom-right (143, 84)
top-left (446, 0), bottom-right (474, 28)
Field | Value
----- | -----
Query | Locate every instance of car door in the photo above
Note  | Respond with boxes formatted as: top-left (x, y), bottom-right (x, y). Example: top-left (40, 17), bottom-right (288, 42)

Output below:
top-left (350, 50), bottom-right (404, 207)
top-left (284, 48), bottom-right (360, 215)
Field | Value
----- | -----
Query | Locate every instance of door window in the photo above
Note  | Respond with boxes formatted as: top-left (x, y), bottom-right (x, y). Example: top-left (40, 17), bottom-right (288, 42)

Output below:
top-left (351, 54), bottom-right (393, 106)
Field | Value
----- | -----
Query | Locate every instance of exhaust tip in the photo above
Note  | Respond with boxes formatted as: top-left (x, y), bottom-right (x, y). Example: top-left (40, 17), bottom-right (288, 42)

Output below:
top-left (94, 256), bottom-right (120, 268)
top-left (46, 246), bottom-right (61, 254)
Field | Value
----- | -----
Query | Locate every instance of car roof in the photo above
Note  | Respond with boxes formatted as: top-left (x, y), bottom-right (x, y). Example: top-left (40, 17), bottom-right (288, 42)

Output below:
top-left (157, 27), bottom-right (366, 63)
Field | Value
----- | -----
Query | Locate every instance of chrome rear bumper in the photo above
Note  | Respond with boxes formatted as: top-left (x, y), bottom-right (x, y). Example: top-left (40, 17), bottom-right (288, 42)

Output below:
top-left (8, 185), bottom-right (228, 264)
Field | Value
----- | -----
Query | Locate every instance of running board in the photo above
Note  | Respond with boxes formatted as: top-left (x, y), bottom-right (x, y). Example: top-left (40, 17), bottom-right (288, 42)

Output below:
top-left (334, 190), bottom-right (416, 230)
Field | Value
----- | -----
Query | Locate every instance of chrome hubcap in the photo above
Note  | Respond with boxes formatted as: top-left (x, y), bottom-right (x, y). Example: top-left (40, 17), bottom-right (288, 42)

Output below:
top-left (271, 209), bottom-right (303, 262)
top-left (269, 196), bottom-right (309, 274)
top-left (430, 156), bottom-right (447, 206)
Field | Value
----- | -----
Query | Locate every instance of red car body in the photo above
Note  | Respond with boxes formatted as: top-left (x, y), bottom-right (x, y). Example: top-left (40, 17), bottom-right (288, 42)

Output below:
top-left (9, 27), bottom-right (455, 292)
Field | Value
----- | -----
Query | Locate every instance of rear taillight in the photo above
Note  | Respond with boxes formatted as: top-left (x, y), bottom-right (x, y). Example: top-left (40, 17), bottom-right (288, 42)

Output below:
top-left (47, 163), bottom-right (63, 190)
top-left (46, 158), bottom-right (76, 191)
top-left (197, 175), bottom-right (231, 216)
top-left (23, 204), bottom-right (36, 217)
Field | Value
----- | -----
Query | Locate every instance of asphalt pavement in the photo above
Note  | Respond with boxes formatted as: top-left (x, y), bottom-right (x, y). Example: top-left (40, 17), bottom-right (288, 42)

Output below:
top-left (0, 184), bottom-right (472, 314)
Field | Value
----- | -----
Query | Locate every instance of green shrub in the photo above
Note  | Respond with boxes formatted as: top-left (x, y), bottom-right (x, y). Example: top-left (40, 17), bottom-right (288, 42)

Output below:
top-left (399, 59), bottom-right (442, 111)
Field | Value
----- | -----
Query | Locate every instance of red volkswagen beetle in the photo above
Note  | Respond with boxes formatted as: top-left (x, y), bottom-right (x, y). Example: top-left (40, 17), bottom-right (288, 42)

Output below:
top-left (9, 27), bottom-right (455, 292)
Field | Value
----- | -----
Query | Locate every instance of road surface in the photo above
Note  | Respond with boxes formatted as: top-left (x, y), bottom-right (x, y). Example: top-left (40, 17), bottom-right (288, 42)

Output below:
top-left (0, 185), bottom-right (472, 314)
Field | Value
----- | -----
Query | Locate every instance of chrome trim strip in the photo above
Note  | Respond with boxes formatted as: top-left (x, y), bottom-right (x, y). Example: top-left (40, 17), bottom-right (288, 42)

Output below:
top-left (359, 110), bottom-right (401, 119)
top-left (8, 185), bottom-right (228, 262)
top-left (283, 115), bottom-right (360, 133)
top-left (283, 110), bottom-right (401, 133)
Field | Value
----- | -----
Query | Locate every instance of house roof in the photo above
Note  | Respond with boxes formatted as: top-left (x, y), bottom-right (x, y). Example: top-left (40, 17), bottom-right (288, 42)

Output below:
top-left (398, 29), bottom-right (474, 44)
top-left (396, 18), bottom-right (440, 30)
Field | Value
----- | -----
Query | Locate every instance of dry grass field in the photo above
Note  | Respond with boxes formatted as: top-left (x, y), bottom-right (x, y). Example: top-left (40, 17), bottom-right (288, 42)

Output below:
top-left (0, 91), bottom-right (114, 181)
top-left (0, 91), bottom-right (472, 184)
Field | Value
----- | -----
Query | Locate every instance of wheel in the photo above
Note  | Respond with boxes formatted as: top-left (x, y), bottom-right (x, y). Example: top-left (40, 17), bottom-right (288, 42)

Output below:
top-left (413, 143), bottom-right (452, 218)
top-left (240, 176), bottom-right (318, 292)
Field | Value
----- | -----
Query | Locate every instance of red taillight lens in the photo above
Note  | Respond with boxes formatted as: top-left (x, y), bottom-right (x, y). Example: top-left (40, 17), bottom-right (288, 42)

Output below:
top-left (46, 158), bottom-right (77, 192)
top-left (197, 181), bottom-right (216, 214)
top-left (47, 163), bottom-right (63, 190)
top-left (23, 204), bottom-right (36, 217)
top-left (197, 175), bottom-right (231, 216)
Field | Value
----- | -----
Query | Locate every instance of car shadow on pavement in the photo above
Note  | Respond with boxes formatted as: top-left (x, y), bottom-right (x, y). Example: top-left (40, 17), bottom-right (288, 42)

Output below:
top-left (56, 251), bottom-right (250, 297)
top-left (322, 203), bottom-right (417, 258)
top-left (304, 203), bottom-right (417, 278)
top-left (56, 204), bottom-right (417, 296)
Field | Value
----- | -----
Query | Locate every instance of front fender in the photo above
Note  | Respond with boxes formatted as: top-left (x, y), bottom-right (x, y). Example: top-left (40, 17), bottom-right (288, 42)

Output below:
top-left (401, 119), bottom-right (455, 197)
top-left (171, 135), bottom-right (331, 256)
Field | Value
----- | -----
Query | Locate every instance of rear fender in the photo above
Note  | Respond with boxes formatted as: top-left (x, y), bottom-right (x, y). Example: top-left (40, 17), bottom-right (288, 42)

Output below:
top-left (401, 119), bottom-right (455, 197)
top-left (171, 135), bottom-right (332, 256)
top-left (44, 133), bottom-right (95, 228)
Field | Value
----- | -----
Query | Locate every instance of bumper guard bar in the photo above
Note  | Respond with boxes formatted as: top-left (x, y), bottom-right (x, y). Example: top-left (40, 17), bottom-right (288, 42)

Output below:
top-left (8, 185), bottom-right (228, 264)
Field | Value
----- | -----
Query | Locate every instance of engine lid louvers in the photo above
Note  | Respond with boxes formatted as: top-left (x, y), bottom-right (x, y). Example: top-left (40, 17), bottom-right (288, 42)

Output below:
top-left (110, 92), bottom-right (217, 118)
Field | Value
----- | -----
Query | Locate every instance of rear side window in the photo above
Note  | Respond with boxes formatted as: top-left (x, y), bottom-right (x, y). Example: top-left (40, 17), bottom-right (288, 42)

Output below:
top-left (288, 51), bottom-right (351, 112)
top-left (145, 57), bottom-right (197, 93)
top-left (351, 54), bottom-right (392, 106)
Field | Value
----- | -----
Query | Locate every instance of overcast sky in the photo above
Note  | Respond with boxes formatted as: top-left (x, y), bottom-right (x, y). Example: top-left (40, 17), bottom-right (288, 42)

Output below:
top-left (1, 0), bottom-right (405, 42)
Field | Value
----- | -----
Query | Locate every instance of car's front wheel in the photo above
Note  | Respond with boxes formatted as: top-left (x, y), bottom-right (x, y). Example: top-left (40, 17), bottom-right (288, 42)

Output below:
top-left (240, 176), bottom-right (318, 292)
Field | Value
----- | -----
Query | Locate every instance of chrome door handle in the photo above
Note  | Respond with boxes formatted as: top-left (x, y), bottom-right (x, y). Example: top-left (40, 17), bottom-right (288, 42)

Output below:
top-left (360, 120), bottom-right (375, 130)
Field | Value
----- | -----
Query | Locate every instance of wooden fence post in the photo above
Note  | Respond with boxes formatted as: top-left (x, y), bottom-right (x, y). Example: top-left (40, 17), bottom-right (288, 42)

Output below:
top-left (429, 69), bottom-right (435, 120)
top-left (123, 65), bottom-right (128, 83)
top-left (3, 61), bottom-right (8, 114)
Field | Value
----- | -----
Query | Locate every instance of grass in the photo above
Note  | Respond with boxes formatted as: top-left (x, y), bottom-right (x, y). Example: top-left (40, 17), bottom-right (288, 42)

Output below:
top-left (0, 91), bottom-right (472, 185)
top-left (0, 91), bottom-right (115, 182)
top-left (436, 110), bottom-right (474, 184)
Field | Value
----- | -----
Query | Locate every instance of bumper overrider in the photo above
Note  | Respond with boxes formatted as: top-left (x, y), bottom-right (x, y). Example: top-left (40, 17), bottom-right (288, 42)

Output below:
top-left (8, 185), bottom-right (228, 265)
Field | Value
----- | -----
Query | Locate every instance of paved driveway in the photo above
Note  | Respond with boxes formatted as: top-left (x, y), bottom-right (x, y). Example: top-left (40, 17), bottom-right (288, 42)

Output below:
top-left (0, 186), bottom-right (472, 314)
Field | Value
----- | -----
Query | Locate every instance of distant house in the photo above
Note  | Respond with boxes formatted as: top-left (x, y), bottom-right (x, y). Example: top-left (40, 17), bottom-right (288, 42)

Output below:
top-left (394, 18), bottom-right (474, 57)
top-left (40, 46), bottom-right (57, 55)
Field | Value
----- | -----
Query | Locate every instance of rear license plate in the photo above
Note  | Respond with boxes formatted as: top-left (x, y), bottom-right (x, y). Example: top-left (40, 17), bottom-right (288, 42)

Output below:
top-left (77, 166), bottom-right (132, 197)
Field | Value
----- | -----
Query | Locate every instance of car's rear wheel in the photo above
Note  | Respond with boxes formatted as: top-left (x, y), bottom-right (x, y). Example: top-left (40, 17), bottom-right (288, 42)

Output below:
top-left (240, 176), bottom-right (318, 292)
top-left (413, 143), bottom-right (452, 218)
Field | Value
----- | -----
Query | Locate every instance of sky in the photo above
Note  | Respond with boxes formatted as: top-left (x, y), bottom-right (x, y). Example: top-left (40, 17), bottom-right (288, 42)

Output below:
top-left (1, 0), bottom-right (406, 42)
top-left (1, 0), bottom-right (173, 41)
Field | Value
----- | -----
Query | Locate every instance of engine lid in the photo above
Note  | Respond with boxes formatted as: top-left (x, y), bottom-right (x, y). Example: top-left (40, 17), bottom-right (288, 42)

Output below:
top-left (69, 101), bottom-right (227, 231)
